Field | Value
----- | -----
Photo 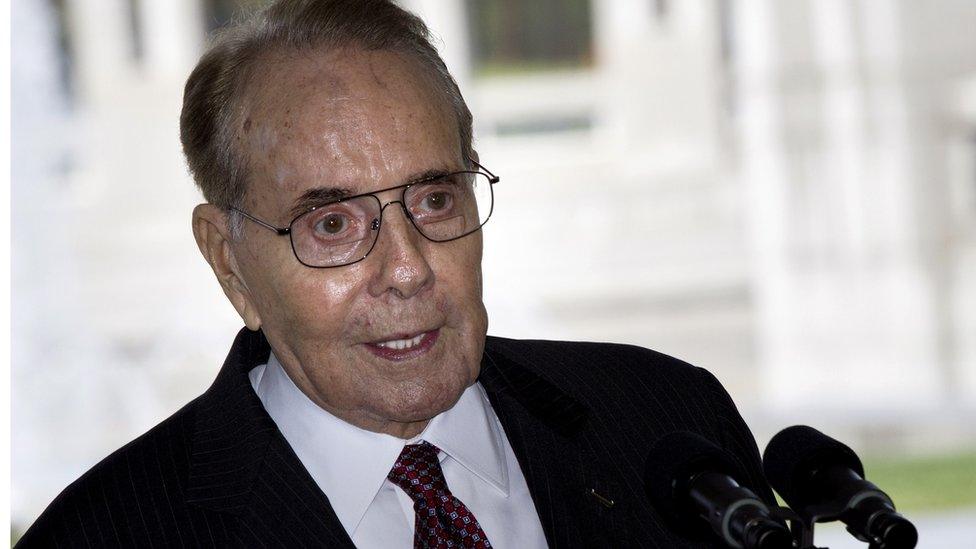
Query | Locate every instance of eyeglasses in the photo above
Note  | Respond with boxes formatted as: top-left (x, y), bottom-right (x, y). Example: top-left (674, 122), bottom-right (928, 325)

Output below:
top-left (230, 162), bottom-right (500, 268)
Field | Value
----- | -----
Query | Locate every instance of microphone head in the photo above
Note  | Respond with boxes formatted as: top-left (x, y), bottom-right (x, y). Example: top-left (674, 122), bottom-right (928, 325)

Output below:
top-left (644, 431), bottom-right (745, 533)
top-left (874, 512), bottom-right (919, 549)
top-left (762, 425), bottom-right (864, 511)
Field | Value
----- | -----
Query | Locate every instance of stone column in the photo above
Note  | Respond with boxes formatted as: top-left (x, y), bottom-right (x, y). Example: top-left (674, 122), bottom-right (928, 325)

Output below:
top-left (738, 0), bottom-right (944, 413)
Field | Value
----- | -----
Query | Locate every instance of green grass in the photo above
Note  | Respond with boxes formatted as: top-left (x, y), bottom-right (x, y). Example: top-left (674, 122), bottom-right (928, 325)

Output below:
top-left (860, 450), bottom-right (976, 512)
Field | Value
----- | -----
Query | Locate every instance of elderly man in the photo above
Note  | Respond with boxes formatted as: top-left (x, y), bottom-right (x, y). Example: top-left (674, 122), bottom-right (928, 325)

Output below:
top-left (19, 1), bottom-right (773, 547)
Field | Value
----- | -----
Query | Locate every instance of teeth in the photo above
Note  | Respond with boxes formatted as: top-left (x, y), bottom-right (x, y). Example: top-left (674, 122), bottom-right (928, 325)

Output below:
top-left (375, 333), bottom-right (425, 350)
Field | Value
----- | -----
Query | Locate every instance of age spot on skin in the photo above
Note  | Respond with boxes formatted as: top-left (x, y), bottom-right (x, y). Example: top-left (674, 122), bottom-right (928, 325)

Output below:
top-left (367, 58), bottom-right (389, 91)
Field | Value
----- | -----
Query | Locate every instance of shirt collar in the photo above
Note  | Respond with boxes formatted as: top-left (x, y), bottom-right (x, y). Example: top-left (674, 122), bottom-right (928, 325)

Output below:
top-left (420, 380), bottom-right (510, 497)
top-left (250, 352), bottom-right (509, 535)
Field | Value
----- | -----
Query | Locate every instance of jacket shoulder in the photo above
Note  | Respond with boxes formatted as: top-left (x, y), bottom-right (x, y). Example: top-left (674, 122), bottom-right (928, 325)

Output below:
top-left (483, 335), bottom-right (718, 434)
top-left (17, 398), bottom-right (230, 547)
top-left (484, 335), bottom-right (702, 388)
top-left (483, 335), bottom-right (773, 502)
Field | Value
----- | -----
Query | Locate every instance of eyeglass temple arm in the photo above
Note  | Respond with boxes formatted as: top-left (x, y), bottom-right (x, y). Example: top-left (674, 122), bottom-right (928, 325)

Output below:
top-left (469, 159), bottom-right (501, 184)
top-left (229, 207), bottom-right (291, 236)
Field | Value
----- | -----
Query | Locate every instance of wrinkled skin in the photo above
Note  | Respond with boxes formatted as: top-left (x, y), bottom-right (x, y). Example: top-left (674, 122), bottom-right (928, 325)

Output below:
top-left (192, 48), bottom-right (488, 439)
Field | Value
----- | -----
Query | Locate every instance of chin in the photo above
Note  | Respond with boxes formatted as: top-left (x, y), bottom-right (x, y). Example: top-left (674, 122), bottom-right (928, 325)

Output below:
top-left (386, 375), bottom-right (471, 422)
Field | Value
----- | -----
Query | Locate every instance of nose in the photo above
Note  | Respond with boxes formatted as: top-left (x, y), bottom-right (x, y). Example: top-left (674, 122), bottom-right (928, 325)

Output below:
top-left (366, 200), bottom-right (435, 300)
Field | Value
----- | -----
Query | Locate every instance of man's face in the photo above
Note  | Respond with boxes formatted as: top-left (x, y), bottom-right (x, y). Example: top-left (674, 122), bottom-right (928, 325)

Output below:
top-left (227, 48), bottom-right (488, 437)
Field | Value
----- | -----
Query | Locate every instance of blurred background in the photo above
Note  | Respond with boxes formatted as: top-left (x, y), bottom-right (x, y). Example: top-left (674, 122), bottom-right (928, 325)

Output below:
top-left (11, 0), bottom-right (976, 544)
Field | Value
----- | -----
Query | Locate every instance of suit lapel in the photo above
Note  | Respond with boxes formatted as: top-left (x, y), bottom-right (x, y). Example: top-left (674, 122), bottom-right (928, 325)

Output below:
top-left (478, 340), bottom-right (631, 548)
top-left (184, 328), bottom-right (356, 547)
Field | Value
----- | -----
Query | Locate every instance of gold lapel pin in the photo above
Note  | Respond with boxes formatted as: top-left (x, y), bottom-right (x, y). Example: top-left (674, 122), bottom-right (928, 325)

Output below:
top-left (588, 488), bottom-right (615, 508)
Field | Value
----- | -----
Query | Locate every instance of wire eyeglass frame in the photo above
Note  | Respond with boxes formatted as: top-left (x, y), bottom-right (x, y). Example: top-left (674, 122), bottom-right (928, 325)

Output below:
top-left (229, 160), bottom-right (500, 269)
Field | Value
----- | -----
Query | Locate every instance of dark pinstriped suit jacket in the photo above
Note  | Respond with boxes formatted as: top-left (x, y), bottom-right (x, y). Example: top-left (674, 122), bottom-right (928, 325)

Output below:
top-left (19, 328), bottom-right (773, 548)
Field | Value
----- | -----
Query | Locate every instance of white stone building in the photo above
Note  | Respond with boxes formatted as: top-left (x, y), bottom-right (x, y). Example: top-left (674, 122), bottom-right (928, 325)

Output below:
top-left (12, 0), bottom-right (976, 529)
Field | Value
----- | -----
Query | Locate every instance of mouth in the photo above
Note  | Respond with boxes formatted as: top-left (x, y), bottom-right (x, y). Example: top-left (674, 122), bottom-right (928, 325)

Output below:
top-left (363, 328), bottom-right (440, 362)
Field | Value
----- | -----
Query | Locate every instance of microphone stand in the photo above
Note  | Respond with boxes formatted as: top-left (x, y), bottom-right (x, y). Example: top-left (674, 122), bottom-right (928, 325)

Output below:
top-left (767, 502), bottom-right (843, 549)
top-left (773, 499), bottom-right (901, 549)
top-left (780, 499), bottom-right (915, 549)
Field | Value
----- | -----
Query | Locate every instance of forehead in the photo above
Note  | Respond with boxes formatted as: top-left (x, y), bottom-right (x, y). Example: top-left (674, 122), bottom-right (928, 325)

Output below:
top-left (240, 48), bottom-right (459, 204)
top-left (247, 47), bottom-right (448, 118)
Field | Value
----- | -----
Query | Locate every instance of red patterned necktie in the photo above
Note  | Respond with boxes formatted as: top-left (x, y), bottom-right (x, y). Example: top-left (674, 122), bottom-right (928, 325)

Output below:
top-left (387, 441), bottom-right (493, 549)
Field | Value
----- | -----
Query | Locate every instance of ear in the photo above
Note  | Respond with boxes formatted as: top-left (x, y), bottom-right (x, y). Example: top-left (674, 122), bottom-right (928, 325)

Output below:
top-left (192, 204), bottom-right (263, 330)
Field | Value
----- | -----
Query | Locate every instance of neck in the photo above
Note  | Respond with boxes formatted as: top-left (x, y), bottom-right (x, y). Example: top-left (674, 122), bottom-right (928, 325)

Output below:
top-left (268, 347), bottom-right (437, 439)
top-left (287, 377), bottom-right (434, 438)
top-left (380, 419), bottom-right (429, 440)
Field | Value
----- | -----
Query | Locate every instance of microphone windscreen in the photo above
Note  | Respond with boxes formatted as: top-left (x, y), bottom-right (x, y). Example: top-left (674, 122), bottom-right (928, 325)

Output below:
top-left (762, 425), bottom-right (864, 510)
top-left (644, 431), bottom-right (743, 531)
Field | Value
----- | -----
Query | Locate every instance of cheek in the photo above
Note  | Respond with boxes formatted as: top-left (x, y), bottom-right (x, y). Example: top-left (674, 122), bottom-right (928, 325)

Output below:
top-left (454, 239), bottom-right (485, 297)
top-left (267, 266), bottom-right (370, 335)
top-left (432, 240), bottom-right (487, 324)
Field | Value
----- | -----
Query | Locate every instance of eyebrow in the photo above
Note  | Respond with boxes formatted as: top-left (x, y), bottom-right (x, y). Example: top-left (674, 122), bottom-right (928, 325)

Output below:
top-left (287, 186), bottom-right (353, 220)
top-left (405, 167), bottom-right (454, 185)
top-left (286, 166), bottom-right (458, 220)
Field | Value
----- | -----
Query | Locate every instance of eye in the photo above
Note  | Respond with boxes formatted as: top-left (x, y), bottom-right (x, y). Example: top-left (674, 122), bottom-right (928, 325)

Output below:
top-left (423, 191), bottom-right (451, 211)
top-left (315, 213), bottom-right (348, 235)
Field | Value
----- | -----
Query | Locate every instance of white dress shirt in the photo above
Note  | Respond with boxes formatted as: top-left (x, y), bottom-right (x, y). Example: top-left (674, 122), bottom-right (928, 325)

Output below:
top-left (249, 352), bottom-right (548, 549)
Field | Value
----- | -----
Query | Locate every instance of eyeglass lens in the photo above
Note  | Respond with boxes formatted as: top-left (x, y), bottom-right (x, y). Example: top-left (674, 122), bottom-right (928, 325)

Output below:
top-left (289, 171), bottom-right (494, 267)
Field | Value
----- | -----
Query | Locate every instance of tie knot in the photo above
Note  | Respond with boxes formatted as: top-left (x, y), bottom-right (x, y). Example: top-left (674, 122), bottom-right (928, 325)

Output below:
top-left (388, 441), bottom-right (448, 503)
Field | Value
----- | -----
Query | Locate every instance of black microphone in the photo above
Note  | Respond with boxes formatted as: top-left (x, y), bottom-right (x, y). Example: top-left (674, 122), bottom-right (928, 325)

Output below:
top-left (645, 431), bottom-right (793, 549)
top-left (763, 425), bottom-right (918, 549)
